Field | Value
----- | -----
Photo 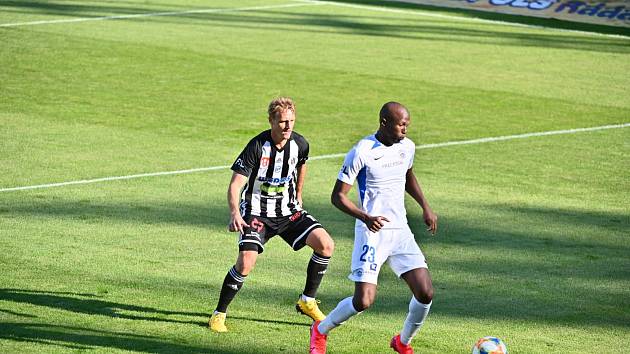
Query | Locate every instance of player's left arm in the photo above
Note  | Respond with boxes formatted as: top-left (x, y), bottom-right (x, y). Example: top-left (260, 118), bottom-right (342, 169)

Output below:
top-left (405, 167), bottom-right (437, 234)
top-left (295, 162), bottom-right (306, 207)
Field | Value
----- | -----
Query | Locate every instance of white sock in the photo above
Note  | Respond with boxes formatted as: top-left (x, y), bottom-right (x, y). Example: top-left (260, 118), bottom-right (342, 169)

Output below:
top-left (317, 297), bottom-right (359, 335)
top-left (400, 297), bottom-right (431, 345)
top-left (301, 294), bottom-right (315, 302)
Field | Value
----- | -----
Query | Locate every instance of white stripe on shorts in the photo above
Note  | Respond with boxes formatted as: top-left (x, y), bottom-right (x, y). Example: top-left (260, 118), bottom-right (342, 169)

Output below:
top-left (291, 223), bottom-right (321, 249)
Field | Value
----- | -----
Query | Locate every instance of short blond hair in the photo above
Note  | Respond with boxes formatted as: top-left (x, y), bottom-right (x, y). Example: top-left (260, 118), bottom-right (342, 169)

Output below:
top-left (268, 97), bottom-right (295, 120)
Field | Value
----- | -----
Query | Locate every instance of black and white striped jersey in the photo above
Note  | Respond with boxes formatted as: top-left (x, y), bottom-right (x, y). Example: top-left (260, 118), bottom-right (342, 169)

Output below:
top-left (231, 130), bottom-right (309, 218)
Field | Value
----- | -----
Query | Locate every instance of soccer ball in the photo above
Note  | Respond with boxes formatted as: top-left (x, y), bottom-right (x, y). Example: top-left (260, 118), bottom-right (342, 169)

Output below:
top-left (472, 336), bottom-right (508, 354)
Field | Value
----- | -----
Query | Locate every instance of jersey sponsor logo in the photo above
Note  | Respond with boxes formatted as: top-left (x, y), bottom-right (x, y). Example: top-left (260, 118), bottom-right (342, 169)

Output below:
top-left (260, 194), bottom-right (284, 200)
top-left (289, 211), bottom-right (302, 222)
top-left (257, 176), bottom-right (292, 184)
top-left (260, 157), bottom-right (270, 168)
top-left (352, 268), bottom-right (376, 278)
top-left (260, 184), bottom-right (287, 194)
top-left (381, 160), bottom-right (404, 168)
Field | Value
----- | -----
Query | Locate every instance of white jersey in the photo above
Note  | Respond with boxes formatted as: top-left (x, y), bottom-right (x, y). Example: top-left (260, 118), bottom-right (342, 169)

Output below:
top-left (337, 134), bottom-right (415, 229)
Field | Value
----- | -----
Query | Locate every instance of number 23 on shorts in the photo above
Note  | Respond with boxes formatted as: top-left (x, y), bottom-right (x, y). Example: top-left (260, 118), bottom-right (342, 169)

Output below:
top-left (359, 245), bottom-right (377, 271)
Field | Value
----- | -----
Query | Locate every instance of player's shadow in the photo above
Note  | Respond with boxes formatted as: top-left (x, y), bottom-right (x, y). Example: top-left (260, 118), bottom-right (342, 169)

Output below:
top-left (0, 288), bottom-right (207, 326)
top-left (434, 203), bottom-right (630, 257)
top-left (132, 10), bottom-right (629, 55)
top-left (2, 0), bottom-right (628, 54)
top-left (3, 199), bottom-right (228, 231)
top-left (325, 0), bottom-right (630, 37)
top-left (228, 315), bottom-right (310, 328)
top-left (0, 322), bottom-right (242, 353)
top-left (0, 0), bottom-right (197, 17)
top-left (359, 203), bottom-right (629, 329)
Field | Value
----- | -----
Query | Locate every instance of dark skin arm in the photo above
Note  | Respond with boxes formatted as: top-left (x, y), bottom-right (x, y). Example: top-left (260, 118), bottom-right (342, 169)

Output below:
top-left (405, 167), bottom-right (437, 234)
top-left (331, 179), bottom-right (390, 232)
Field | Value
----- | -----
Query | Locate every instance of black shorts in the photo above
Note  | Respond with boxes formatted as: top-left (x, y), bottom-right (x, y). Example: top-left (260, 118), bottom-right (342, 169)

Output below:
top-left (238, 210), bottom-right (323, 253)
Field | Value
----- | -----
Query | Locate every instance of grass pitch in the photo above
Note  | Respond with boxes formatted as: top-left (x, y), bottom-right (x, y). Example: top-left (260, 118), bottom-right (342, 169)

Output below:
top-left (1, 1), bottom-right (629, 353)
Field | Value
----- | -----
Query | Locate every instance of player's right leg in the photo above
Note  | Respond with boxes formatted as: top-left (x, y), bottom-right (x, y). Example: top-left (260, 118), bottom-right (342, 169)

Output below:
top-left (210, 250), bottom-right (258, 332)
top-left (310, 282), bottom-right (375, 353)
top-left (210, 215), bottom-right (269, 332)
top-left (310, 227), bottom-right (386, 352)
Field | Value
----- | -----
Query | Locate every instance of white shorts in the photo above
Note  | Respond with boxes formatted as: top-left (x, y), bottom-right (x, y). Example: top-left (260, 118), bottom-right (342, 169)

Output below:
top-left (348, 225), bottom-right (427, 285)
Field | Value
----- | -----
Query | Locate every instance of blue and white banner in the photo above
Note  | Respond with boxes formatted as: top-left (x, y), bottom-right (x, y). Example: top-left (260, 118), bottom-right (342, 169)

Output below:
top-left (387, 0), bottom-right (630, 27)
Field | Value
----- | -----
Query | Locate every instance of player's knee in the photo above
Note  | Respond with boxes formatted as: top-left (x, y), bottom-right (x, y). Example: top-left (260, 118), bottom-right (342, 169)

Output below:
top-left (320, 236), bottom-right (334, 257)
top-left (415, 287), bottom-right (433, 304)
top-left (235, 262), bottom-right (254, 276)
top-left (310, 230), bottom-right (334, 257)
top-left (236, 253), bottom-right (257, 275)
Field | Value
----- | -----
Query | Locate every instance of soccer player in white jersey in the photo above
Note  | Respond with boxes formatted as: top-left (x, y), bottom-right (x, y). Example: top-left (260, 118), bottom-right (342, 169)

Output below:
top-left (310, 102), bottom-right (438, 354)
top-left (209, 97), bottom-right (335, 333)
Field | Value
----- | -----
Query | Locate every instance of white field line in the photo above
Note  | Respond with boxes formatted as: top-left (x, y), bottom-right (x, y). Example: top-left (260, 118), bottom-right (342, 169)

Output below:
top-left (298, 0), bottom-right (630, 40)
top-left (0, 2), bottom-right (323, 28)
top-left (1, 123), bottom-right (628, 193)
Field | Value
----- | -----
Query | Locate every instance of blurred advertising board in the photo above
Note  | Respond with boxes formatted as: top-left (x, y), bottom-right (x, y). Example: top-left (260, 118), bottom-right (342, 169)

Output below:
top-left (388, 0), bottom-right (630, 27)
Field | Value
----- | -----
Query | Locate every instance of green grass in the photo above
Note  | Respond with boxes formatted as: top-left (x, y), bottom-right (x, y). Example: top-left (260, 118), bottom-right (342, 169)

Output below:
top-left (1, 0), bottom-right (629, 353)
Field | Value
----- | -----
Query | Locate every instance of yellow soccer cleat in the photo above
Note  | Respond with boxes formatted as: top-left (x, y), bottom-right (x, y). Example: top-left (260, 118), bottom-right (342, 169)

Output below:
top-left (209, 312), bottom-right (228, 333)
top-left (296, 298), bottom-right (326, 321)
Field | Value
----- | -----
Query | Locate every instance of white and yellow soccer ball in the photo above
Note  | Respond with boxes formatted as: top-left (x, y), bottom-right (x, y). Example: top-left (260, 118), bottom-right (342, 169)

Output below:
top-left (472, 336), bottom-right (508, 354)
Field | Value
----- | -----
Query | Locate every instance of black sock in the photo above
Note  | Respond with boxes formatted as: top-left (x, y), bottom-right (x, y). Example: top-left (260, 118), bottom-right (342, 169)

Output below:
top-left (215, 266), bottom-right (246, 313)
top-left (303, 252), bottom-right (330, 298)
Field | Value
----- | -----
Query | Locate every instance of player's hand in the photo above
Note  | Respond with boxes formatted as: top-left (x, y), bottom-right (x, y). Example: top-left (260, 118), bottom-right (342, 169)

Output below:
top-left (423, 208), bottom-right (437, 235)
top-left (228, 214), bottom-right (249, 233)
top-left (365, 215), bottom-right (389, 233)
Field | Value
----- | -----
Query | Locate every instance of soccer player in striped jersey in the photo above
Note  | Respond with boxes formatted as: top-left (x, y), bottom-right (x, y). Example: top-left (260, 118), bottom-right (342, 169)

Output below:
top-left (209, 97), bottom-right (335, 333)
top-left (310, 102), bottom-right (438, 354)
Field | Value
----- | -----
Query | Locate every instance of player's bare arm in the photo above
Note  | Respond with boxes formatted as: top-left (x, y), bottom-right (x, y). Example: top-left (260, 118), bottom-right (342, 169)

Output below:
top-left (331, 179), bottom-right (389, 233)
top-left (227, 172), bottom-right (250, 233)
top-left (296, 163), bottom-right (306, 207)
top-left (405, 168), bottom-right (437, 234)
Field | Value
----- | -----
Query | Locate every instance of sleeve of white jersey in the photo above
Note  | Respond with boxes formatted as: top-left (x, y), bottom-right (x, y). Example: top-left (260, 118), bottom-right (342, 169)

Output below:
top-left (337, 146), bottom-right (364, 185)
top-left (408, 142), bottom-right (415, 169)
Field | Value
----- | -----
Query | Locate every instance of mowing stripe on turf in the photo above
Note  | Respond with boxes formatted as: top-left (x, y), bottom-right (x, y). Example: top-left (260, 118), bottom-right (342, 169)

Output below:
top-left (299, 0), bottom-right (630, 40)
top-left (2, 0), bottom-right (628, 40)
top-left (0, 2), bottom-right (323, 28)
top-left (1, 123), bottom-right (628, 193)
